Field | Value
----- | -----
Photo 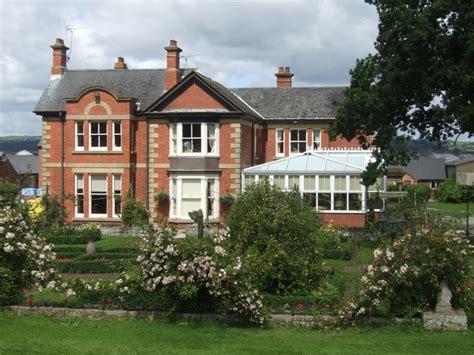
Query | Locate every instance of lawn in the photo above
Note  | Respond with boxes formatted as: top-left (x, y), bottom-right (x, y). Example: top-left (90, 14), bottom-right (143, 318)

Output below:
top-left (426, 201), bottom-right (473, 216)
top-left (0, 313), bottom-right (472, 354)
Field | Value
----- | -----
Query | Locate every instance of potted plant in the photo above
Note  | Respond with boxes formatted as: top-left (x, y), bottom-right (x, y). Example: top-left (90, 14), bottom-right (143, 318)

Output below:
top-left (219, 193), bottom-right (235, 209)
top-left (154, 189), bottom-right (169, 203)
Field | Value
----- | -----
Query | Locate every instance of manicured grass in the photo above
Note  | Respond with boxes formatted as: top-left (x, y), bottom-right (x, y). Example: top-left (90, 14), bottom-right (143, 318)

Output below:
top-left (0, 313), bottom-right (472, 354)
top-left (426, 201), bottom-right (473, 216)
top-left (95, 235), bottom-right (139, 250)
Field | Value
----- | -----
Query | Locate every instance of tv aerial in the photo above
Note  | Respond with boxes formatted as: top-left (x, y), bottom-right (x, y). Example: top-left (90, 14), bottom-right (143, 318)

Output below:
top-left (65, 25), bottom-right (84, 62)
top-left (181, 53), bottom-right (199, 68)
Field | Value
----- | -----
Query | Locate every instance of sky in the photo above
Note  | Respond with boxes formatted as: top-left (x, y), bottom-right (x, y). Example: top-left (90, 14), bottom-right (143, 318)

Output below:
top-left (0, 0), bottom-right (379, 136)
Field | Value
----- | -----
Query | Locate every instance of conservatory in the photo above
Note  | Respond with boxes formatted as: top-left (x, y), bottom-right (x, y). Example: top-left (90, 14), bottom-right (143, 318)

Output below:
top-left (242, 149), bottom-right (385, 227)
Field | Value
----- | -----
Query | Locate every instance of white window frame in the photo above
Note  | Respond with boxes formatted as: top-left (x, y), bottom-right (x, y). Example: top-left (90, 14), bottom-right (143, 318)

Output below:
top-left (169, 123), bottom-right (219, 157)
top-left (112, 174), bottom-right (121, 217)
top-left (75, 174), bottom-right (84, 217)
top-left (290, 129), bottom-right (307, 155)
top-left (113, 121), bottom-right (122, 151)
top-left (275, 128), bottom-right (284, 157)
top-left (313, 129), bottom-right (321, 150)
top-left (75, 122), bottom-right (84, 151)
top-left (89, 174), bottom-right (108, 218)
top-left (169, 175), bottom-right (219, 220)
top-left (89, 121), bottom-right (108, 151)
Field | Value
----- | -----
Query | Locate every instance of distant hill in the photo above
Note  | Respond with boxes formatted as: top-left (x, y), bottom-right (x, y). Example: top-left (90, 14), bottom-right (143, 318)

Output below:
top-left (0, 136), bottom-right (41, 154)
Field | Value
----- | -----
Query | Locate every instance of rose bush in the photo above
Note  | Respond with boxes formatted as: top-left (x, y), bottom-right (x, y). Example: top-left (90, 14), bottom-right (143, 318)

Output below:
top-left (132, 227), bottom-right (264, 324)
top-left (341, 221), bottom-right (472, 324)
top-left (0, 203), bottom-right (58, 305)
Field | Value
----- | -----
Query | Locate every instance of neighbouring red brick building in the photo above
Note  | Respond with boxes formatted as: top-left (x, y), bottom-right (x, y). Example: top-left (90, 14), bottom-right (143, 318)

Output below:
top-left (34, 38), bottom-right (380, 228)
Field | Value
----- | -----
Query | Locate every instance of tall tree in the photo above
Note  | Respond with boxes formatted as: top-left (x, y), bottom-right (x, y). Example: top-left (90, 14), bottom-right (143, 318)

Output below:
top-left (334, 0), bottom-right (473, 184)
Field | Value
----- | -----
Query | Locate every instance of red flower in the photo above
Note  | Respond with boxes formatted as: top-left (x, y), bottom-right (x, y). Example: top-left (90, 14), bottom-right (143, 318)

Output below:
top-left (101, 297), bottom-right (112, 304)
top-left (456, 287), bottom-right (462, 294)
top-left (403, 255), bottom-right (410, 262)
top-left (325, 304), bottom-right (330, 309)
top-left (295, 303), bottom-right (304, 310)
top-left (26, 297), bottom-right (33, 306)
top-left (333, 304), bottom-right (339, 309)
top-left (56, 258), bottom-right (71, 263)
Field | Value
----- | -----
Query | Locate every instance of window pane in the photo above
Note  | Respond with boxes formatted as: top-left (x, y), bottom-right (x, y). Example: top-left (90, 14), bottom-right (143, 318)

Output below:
top-left (349, 176), bottom-right (361, 191)
top-left (207, 124), bottom-right (215, 138)
top-left (99, 135), bottom-right (107, 147)
top-left (319, 176), bottom-right (330, 190)
top-left (334, 176), bottom-right (346, 191)
top-left (298, 130), bottom-right (306, 140)
top-left (183, 124), bottom-right (191, 137)
top-left (304, 176), bottom-right (315, 191)
top-left (114, 135), bottom-right (121, 147)
top-left (192, 139), bottom-right (201, 152)
top-left (99, 122), bottom-right (107, 133)
top-left (77, 135), bottom-right (84, 147)
top-left (277, 129), bottom-right (283, 140)
top-left (114, 122), bottom-right (121, 133)
top-left (91, 135), bottom-right (99, 147)
top-left (77, 122), bottom-right (83, 134)
top-left (244, 175), bottom-right (255, 188)
top-left (291, 130), bottom-right (298, 140)
top-left (182, 179), bottom-right (201, 198)
top-left (288, 175), bottom-right (299, 190)
top-left (91, 123), bottom-right (98, 134)
top-left (273, 175), bottom-right (285, 189)
top-left (192, 124), bottom-right (201, 137)
top-left (318, 193), bottom-right (331, 210)
top-left (349, 193), bottom-right (362, 210)
top-left (303, 193), bottom-right (316, 207)
top-left (91, 194), bottom-right (107, 214)
top-left (77, 195), bottom-right (84, 214)
top-left (334, 193), bottom-right (347, 210)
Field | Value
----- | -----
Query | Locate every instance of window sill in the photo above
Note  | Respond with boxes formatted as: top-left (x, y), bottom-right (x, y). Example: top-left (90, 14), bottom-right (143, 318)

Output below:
top-left (169, 154), bottom-right (220, 158)
top-left (73, 151), bottom-right (124, 155)
top-left (72, 217), bottom-right (121, 222)
top-left (168, 218), bottom-right (220, 224)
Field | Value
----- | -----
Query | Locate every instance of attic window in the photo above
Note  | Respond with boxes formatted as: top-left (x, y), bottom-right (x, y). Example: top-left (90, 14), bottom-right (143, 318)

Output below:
top-left (95, 92), bottom-right (100, 104)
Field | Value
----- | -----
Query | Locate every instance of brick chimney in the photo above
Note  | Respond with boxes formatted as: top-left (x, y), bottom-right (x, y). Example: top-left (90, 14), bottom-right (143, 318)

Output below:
top-left (275, 67), bottom-right (293, 88)
top-left (164, 39), bottom-right (182, 90)
top-left (114, 57), bottom-right (128, 69)
top-left (50, 38), bottom-right (69, 77)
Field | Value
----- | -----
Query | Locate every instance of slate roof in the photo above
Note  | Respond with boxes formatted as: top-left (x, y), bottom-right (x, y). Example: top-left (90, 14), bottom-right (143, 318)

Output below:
top-left (34, 69), bottom-right (346, 120)
top-left (6, 154), bottom-right (38, 174)
top-left (231, 87), bottom-right (346, 120)
top-left (446, 157), bottom-right (474, 166)
top-left (34, 69), bottom-right (191, 113)
top-left (404, 157), bottom-right (446, 181)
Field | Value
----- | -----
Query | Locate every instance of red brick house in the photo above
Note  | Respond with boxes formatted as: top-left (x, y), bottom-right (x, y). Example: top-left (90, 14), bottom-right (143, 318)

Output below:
top-left (34, 38), bottom-right (377, 228)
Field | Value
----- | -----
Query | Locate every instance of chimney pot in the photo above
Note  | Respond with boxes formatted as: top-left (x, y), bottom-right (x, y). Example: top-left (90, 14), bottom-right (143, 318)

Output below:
top-left (275, 66), bottom-right (294, 88)
top-left (114, 57), bottom-right (128, 69)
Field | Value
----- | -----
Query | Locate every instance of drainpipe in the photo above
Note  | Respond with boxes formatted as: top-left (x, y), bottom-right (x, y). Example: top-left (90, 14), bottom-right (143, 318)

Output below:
top-left (146, 119), bottom-right (149, 208)
top-left (60, 112), bottom-right (65, 205)
top-left (251, 122), bottom-right (257, 166)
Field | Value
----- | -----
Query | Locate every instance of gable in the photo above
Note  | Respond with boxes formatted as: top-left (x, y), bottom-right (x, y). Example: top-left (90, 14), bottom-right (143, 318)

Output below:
top-left (162, 82), bottom-right (228, 112)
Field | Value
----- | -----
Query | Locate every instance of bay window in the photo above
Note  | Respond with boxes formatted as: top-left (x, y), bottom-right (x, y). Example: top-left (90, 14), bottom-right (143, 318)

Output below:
top-left (90, 174), bottom-right (107, 217)
top-left (169, 175), bottom-right (219, 219)
top-left (170, 123), bottom-right (219, 156)
top-left (113, 174), bottom-right (122, 216)
top-left (75, 174), bottom-right (84, 217)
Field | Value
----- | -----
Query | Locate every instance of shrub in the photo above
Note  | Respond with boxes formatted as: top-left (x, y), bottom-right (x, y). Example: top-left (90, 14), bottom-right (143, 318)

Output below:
top-left (72, 253), bottom-right (138, 262)
top-left (436, 178), bottom-right (463, 203)
top-left (135, 227), bottom-right (265, 324)
top-left (121, 198), bottom-right (150, 227)
top-left (226, 180), bottom-right (323, 295)
top-left (342, 220), bottom-right (472, 323)
top-left (0, 204), bottom-right (57, 305)
top-left (80, 223), bottom-right (102, 241)
top-left (315, 225), bottom-right (356, 260)
top-left (0, 178), bottom-right (19, 205)
top-left (405, 184), bottom-right (432, 204)
top-left (46, 234), bottom-right (101, 245)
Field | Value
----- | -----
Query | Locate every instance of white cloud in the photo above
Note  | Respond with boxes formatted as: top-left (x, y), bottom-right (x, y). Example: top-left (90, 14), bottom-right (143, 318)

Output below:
top-left (0, 0), bottom-right (378, 136)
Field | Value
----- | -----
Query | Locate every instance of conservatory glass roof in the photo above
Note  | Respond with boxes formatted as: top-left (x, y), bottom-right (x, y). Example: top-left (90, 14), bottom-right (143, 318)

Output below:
top-left (243, 149), bottom-right (375, 175)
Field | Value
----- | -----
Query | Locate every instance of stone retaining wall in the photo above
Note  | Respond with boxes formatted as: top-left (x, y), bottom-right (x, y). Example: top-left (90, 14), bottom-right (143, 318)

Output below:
top-left (1, 306), bottom-right (424, 328)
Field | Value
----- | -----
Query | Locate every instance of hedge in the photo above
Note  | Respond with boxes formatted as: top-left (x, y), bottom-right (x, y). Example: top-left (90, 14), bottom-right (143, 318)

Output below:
top-left (55, 252), bottom-right (84, 259)
top-left (53, 245), bottom-right (86, 252)
top-left (46, 235), bottom-right (101, 245)
top-left (52, 259), bottom-right (138, 274)
top-left (73, 253), bottom-right (138, 262)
